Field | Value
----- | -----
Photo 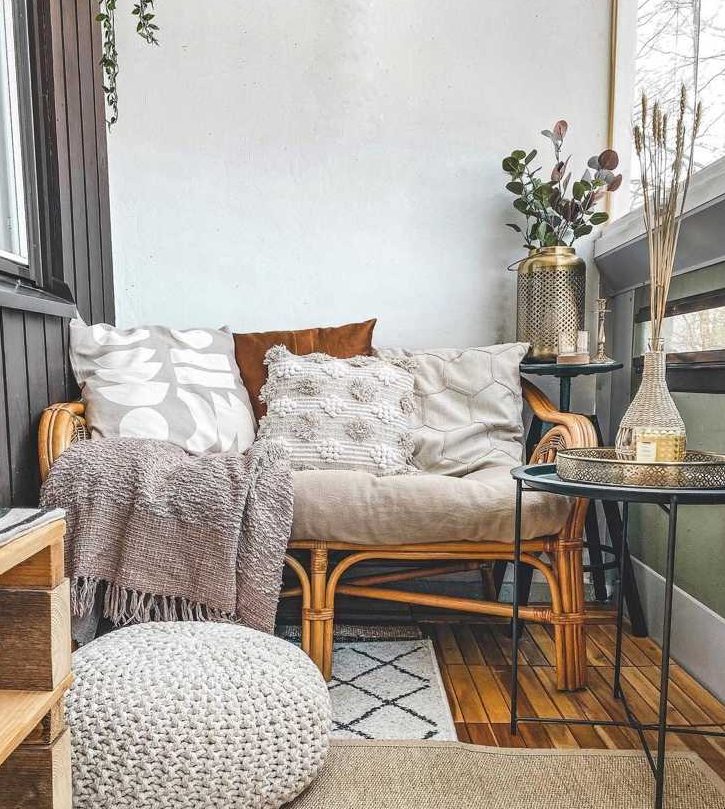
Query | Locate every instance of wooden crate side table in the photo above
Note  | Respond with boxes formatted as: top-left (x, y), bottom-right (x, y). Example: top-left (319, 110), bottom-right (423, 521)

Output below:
top-left (0, 518), bottom-right (72, 809)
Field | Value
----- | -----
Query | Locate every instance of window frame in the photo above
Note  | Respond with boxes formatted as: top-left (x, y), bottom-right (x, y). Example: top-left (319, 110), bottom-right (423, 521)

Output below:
top-left (632, 288), bottom-right (725, 393)
top-left (0, 0), bottom-right (41, 284)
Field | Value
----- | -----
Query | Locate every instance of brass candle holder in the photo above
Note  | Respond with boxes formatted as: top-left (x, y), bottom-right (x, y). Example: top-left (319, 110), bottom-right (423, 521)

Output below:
top-left (594, 298), bottom-right (614, 363)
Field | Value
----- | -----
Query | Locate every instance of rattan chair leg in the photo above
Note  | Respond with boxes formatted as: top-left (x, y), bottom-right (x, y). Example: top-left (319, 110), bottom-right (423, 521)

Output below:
top-left (308, 547), bottom-right (332, 678)
top-left (553, 533), bottom-right (587, 691)
top-left (283, 554), bottom-right (312, 656)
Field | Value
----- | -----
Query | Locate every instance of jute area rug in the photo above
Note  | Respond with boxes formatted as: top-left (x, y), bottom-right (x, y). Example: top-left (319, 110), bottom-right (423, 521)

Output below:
top-left (287, 741), bottom-right (725, 809)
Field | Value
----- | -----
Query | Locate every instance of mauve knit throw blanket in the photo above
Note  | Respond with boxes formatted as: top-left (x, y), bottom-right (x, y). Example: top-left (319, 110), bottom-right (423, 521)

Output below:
top-left (40, 437), bottom-right (293, 635)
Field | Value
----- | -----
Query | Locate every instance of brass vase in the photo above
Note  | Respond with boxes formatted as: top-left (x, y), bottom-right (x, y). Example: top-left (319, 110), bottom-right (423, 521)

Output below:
top-left (516, 246), bottom-right (586, 361)
top-left (615, 338), bottom-right (686, 462)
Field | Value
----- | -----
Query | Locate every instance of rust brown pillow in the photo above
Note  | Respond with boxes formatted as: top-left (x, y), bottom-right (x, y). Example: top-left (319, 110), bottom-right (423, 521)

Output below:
top-left (233, 318), bottom-right (377, 420)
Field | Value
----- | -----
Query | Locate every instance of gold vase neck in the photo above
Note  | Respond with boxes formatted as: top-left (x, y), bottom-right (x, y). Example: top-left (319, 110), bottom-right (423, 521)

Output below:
top-left (532, 246), bottom-right (576, 257)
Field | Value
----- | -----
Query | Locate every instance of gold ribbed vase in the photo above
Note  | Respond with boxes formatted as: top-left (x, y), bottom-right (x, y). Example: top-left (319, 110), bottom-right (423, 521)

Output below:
top-left (615, 339), bottom-right (687, 462)
top-left (516, 246), bottom-right (586, 361)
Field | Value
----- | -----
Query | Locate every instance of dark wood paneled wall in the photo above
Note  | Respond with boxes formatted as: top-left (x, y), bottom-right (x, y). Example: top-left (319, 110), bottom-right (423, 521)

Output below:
top-left (0, 0), bottom-right (113, 506)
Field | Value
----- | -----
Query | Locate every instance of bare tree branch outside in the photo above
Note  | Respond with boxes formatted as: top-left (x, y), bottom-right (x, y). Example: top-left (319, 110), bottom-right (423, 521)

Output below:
top-left (631, 0), bottom-right (725, 209)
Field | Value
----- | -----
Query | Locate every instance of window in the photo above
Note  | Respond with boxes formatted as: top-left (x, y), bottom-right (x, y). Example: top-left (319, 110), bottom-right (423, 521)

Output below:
top-left (630, 0), bottom-right (725, 209)
top-left (0, 0), bottom-right (38, 281)
top-left (633, 289), bottom-right (725, 392)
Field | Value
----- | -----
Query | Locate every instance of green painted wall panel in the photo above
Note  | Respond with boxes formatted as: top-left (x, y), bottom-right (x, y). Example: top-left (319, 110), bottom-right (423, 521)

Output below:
top-left (627, 265), bottom-right (725, 617)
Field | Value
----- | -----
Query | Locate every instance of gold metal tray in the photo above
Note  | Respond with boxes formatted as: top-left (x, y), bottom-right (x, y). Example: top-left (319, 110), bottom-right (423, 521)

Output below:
top-left (556, 447), bottom-right (725, 489)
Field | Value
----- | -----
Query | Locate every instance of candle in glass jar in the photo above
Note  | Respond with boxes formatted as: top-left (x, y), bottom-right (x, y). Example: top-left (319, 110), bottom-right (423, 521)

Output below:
top-left (558, 331), bottom-right (576, 355)
top-left (577, 330), bottom-right (589, 355)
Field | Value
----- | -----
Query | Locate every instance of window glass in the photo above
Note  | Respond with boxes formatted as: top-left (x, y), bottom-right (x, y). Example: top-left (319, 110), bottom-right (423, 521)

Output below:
top-left (634, 304), bottom-right (725, 355)
top-left (0, 0), bottom-right (28, 264)
top-left (630, 0), bottom-right (725, 209)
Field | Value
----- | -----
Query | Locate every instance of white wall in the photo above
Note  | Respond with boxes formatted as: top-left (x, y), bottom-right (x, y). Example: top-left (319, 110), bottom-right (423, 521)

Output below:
top-left (109, 0), bottom-right (612, 356)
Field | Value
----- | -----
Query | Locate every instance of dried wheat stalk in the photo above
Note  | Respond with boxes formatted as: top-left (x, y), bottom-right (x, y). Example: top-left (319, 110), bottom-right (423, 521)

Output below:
top-left (633, 85), bottom-right (702, 347)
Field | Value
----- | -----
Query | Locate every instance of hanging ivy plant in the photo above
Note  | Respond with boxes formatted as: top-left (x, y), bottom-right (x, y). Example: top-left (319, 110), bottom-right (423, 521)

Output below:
top-left (97, 0), bottom-right (160, 126)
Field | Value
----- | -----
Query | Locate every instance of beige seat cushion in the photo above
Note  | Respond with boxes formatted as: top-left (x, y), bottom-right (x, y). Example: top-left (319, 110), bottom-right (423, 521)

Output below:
top-left (291, 468), bottom-right (571, 545)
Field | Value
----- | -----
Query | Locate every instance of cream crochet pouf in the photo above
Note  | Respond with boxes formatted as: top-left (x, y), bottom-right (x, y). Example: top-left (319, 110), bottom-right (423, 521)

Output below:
top-left (67, 622), bottom-right (331, 808)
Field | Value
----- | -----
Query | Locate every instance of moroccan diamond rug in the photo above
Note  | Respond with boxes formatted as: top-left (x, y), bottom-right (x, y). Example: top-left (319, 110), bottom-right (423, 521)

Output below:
top-left (288, 742), bottom-right (725, 809)
top-left (328, 640), bottom-right (457, 741)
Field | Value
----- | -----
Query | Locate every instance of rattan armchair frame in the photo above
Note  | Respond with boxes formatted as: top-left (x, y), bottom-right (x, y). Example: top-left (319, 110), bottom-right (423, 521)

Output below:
top-left (38, 378), bottom-right (596, 691)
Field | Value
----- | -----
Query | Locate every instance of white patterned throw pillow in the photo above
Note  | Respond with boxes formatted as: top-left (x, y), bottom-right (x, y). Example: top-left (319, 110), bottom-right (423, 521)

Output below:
top-left (258, 346), bottom-right (416, 475)
top-left (69, 319), bottom-right (256, 455)
top-left (376, 343), bottom-right (529, 476)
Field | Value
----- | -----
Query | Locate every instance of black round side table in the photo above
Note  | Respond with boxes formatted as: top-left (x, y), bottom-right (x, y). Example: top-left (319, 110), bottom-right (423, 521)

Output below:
top-left (515, 360), bottom-right (649, 637)
top-left (509, 463), bottom-right (725, 809)
top-left (520, 360), bottom-right (623, 413)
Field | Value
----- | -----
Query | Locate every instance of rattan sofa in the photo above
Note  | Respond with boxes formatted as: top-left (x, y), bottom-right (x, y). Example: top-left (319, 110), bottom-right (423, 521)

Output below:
top-left (38, 378), bottom-right (596, 691)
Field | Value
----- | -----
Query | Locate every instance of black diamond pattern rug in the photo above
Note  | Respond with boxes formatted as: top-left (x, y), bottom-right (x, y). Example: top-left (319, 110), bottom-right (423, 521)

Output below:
top-left (329, 640), bottom-right (457, 740)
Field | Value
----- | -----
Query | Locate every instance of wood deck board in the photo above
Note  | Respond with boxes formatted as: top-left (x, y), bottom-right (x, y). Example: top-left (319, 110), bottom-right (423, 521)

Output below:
top-left (426, 622), bottom-right (725, 777)
top-left (0, 675), bottom-right (72, 767)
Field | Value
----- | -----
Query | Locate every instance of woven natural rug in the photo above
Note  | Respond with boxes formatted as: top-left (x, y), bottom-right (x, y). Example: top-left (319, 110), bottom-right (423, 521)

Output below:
top-left (288, 741), bottom-right (725, 808)
top-left (329, 640), bottom-right (456, 741)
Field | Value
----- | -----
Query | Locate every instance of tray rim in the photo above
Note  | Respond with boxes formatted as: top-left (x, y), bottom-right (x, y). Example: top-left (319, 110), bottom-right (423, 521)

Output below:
top-left (556, 447), bottom-right (725, 468)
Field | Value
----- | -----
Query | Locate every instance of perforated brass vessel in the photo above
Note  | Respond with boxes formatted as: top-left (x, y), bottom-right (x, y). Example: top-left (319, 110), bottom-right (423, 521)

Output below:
top-left (516, 246), bottom-right (586, 362)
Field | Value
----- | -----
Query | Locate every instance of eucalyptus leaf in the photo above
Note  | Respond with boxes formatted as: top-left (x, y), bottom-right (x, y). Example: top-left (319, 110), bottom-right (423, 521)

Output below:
top-left (598, 149), bottom-right (619, 170)
top-left (512, 149), bottom-right (526, 160)
top-left (506, 223), bottom-right (522, 232)
top-left (505, 181), bottom-right (524, 194)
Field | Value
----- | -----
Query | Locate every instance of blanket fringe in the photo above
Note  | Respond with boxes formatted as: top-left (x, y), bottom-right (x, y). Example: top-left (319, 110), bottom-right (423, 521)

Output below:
top-left (72, 577), bottom-right (237, 627)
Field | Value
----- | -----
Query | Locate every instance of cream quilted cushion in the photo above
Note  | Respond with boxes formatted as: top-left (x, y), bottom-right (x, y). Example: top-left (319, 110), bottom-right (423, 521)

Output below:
top-left (67, 623), bottom-right (331, 808)
top-left (376, 343), bottom-right (528, 476)
top-left (291, 467), bottom-right (571, 544)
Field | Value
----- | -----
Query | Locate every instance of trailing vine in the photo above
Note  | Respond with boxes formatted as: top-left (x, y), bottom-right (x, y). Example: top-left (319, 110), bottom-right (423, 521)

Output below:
top-left (97, 1), bottom-right (160, 126)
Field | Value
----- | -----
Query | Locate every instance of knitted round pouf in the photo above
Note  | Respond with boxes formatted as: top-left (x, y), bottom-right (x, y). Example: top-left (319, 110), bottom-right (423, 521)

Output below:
top-left (67, 622), bottom-right (331, 808)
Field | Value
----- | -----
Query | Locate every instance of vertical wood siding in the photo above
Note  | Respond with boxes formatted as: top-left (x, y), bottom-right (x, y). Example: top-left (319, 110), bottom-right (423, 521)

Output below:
top-left (0, 0), bottom-right (113, 506)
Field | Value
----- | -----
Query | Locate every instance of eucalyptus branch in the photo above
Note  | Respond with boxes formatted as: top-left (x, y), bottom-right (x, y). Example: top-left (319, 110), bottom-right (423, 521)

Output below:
top-left (502, 120), bottom-right (621, 252)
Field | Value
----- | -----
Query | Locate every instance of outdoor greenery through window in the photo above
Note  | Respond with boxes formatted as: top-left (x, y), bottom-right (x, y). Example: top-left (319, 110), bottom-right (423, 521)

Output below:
top-left (631, 0), bottom-right (725, 208)
top-left (0, 0), bottom-right (28, 264)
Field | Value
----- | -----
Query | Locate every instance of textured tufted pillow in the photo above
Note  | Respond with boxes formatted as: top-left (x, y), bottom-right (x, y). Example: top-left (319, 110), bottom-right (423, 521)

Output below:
top-left (69, 319), bottom-right (256, 455)
top-left (376, 343), bottom-right (529, 476)
top-left (257, 346), bottom-right (416, 475)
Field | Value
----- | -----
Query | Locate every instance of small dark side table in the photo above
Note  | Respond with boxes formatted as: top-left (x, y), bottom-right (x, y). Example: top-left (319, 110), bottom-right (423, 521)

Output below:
top-left (509, 360), bottom-right (648, 637)
top-left (510, 464), bottom-right (725, 809)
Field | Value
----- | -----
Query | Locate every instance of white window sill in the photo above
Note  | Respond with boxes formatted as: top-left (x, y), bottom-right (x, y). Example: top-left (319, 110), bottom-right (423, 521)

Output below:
top-left (594, 156), bottom-right (725, 294)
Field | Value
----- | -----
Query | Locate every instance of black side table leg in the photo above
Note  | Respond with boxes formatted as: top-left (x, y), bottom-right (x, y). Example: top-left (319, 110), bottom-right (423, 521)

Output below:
top-left (585, 502), bottom-right (609, 602)
top-left (602, 500), bottom-right (648, 637)
top-left (510, 479), bottom-right (523, 735)
top-left (655, 496), bottom-right (678, 809)
top-left (613, 501), bottom-right (628, 698)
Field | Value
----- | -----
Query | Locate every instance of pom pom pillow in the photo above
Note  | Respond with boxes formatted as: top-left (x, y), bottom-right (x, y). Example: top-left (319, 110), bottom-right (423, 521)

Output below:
top-left (257, 346), bottom-right (416, 476)
top-left (69, 319), bottom-right (256, 455)
top-left (376, 343), bottom-right (529, 476)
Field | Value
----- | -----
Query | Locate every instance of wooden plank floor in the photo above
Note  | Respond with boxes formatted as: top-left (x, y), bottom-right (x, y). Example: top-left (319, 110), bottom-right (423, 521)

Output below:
top-left (426, 621), bottom-right (725, 779)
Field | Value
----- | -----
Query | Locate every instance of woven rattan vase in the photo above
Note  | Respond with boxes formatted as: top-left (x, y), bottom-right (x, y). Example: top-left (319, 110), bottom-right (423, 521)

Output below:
top-left (615, 339), bottom-right (686, 462)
